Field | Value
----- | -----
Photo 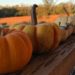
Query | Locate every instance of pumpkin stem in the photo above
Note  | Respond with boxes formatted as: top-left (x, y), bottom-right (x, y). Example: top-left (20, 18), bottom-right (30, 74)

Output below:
top-left (59, 22), bottom-right (61, 26)
top-left (31, 4), bottom-right (38, 25)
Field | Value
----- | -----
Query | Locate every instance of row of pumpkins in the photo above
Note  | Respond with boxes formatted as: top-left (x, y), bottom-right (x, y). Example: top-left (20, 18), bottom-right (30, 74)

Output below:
top-left (9, 23), bottom-right (74, 53)
top-left (0, 22), bottom-right (74, 74)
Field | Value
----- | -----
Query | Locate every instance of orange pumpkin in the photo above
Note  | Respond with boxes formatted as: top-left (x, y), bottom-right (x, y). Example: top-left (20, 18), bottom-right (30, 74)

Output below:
top-left (0, 30), bottom-right (32, 73)
top-left (23, 23), bottom-right (54, 53)
top-left (23, 25), bottom-right (38, 52)
top-left (59, 26), bottom-right (68, 42)
top-left (66, 25), bottom-right (73, 36)
top-left (51, 24), bottom-right (62, 50)
top-left (10, 23), bottom-right (73, 53)
top-left (36, 23), bottom-right (54, 53)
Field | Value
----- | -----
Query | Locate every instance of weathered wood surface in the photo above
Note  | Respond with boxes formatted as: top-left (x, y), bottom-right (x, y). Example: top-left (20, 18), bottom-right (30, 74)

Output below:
top-left (1, 35), bottom-right (75, 75)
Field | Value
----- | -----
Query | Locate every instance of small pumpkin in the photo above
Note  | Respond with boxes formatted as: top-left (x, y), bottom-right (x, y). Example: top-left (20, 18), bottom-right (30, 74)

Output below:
top-left (0, 30), bottom-right (32, 73)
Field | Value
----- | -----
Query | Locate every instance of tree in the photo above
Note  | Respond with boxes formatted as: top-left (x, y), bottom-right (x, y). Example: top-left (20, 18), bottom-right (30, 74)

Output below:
top-left (43, 0), bottom-right (54, 15)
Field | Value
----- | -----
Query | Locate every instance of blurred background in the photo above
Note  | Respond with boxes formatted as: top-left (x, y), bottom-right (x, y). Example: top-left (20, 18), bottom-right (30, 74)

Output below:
top-left (0, 0), bottom-right (74, 18)
top-left (0, 0), bottom-right (75, 25)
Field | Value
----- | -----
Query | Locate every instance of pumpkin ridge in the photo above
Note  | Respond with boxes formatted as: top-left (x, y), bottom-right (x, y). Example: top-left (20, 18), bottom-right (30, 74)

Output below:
top-left (23, 25), bottom-right (37, 52)
top-left (51, 25), bottom-right (62, 50)
top-left (0, 37), bottom-right (12, 73)
top-left (36, 24), bottom-right (54, 53)
top-left (5, 34), bottom-right (24, 72)
top-left (12, 31), bottom-right (32, 65)
top-left (5, 32), bottom-right (29, 73)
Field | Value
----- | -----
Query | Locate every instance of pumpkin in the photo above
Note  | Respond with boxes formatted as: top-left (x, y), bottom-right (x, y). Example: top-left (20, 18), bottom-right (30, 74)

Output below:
top-left (0, 30), bottom-right (32, 73)
top-left (59, 24), bottom-right (73, 41)
top-left (66, 25), bottom-right (73, 36)
top-left (51, 24), bottom-right (62, 50)
top-left (36, 23), bottom-right (54, 53)
top-left (59, 26), bottom-right (69, 42)
top-left (73, 25), bottom-right (75, 34)
top-left (23, 23), bottom-right (54, 53)
top-left (9, 22), bottom-right (73, 53)
top-left (23, 25), bottom-right (38, 52)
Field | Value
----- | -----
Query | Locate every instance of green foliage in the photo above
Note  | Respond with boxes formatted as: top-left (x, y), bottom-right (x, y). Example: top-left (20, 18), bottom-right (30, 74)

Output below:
top-left (0, 5), bottom-right (31, 18)
top-left (0, 7), bottom-right (17, 17)
top-left (0, 2), bottom-right (74, 18)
